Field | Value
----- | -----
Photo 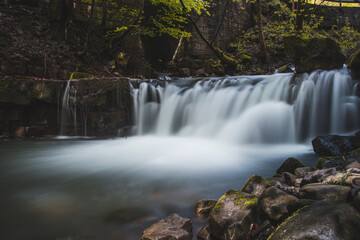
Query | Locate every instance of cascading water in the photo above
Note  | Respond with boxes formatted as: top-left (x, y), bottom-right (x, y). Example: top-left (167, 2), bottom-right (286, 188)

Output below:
top-left (59, 80), bottom-right (80, 136)
top-left (60, 80), bottom-right (72, 136)
top-left (132, 69), bottom-right (360, 143)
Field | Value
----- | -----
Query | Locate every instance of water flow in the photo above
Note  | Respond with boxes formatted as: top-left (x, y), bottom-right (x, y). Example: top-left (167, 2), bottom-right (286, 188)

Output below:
top-left (60, 80), bottom-right (71, 136)
top-left (59, 81), bottom-right (79, 136)
top-left (132, 70), bottom-right (360, 143)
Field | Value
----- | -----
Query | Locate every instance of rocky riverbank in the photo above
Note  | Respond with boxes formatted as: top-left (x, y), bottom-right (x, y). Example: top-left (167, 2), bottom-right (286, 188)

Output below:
top-left (141, 133), bottom-right (360, 240)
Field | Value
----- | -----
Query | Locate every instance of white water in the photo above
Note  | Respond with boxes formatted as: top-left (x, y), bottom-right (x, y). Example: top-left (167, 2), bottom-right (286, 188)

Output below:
top-left (60, 80), bottom-right (72, 136)
top-left (132, 69), bottom-right (360, 143)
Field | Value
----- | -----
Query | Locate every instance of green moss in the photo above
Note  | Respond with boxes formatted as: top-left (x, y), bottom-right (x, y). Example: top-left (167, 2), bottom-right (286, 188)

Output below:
top-left (70, 72), bottom-right (94, 80)
top-left (267, 206), bottom-right (308, 240)
top-left (316, 156), bottom-right (341, 169)
top-left (205, 59), bottom-right (225, 75)
top-left (241, 174), bottom-right (270, 192)
top-left (225, 189), bottom-right (258, 210)
top-left (244, 197), bottom-right (259, 209)
top-left (211, 201), bottom-right (225, 215)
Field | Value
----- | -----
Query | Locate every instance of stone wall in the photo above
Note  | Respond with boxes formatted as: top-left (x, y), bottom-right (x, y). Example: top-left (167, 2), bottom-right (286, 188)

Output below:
top-left (313, 4), bottom-right (360, 28)
top-left (186, 0), bottom-right (252, 58)
top-left (0, 77), bottom-right (133, 138)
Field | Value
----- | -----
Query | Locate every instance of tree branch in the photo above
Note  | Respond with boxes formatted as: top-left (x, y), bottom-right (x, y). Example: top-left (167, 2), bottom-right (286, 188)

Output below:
top-left (178, 0), bottom-right (237, 67)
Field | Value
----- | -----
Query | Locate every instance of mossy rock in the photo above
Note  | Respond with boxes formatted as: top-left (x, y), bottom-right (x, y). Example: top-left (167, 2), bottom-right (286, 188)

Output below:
top-left (241, 174), bottom-right (270, 197)
top-left (260, 186), bottom-right (300, 222)
top-left (276, 157), bottom-right (304, 175)
top-left (316, 156), bottom-right (337, 169)
top-left (209, 189), bottom-right (258, 240)
top-left (69, 72), bottom-right (94, 80)
top-left (268, 200), bottom-right (360, 240)
top-left (284, 36), bottom-right (345, 73)
top-left (277, 65), bottom-right (294, 73)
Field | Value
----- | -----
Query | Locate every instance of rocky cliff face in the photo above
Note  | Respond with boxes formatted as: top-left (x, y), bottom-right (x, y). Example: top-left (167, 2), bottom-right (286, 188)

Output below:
top-left (0, 77), bottom-right (133, 138)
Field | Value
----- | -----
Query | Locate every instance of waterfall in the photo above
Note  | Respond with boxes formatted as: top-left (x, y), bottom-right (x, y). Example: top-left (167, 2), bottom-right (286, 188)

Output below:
top-left (59, 80), bottom-right (79, 136)
top-left (132, 69), bottom-right (360, 143)
top-left (60, 80), bottom-right (71, 136)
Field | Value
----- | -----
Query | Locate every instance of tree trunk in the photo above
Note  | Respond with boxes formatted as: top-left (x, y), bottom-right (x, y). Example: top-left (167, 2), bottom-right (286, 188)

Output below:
top-left (83, 0), bottom-right (96, 52)
top-left (295, 0), bottom-right (304, 32)
top-left (256, 0), bottom-right (268, 62)
top-left (102, 0), bottom-right (109, 34)
top-left (172, 35), bottom-right (185, 62)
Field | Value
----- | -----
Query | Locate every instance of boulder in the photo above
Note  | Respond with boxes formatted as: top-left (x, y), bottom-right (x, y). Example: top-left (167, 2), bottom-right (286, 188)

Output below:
top-left (241, 175), bottom-right (270, 197)
top-left (299, 183), bottom-right (350, 201)
top-left (142, 214), bottom-right (192, 240)
top-left (197, 225), bottom-right (211, 240)
top-left (260, 186), bottom-right (300, 221)
top-left (267, 176), bottom-right (285, 188)
top-left (283, 36), bottom-right (345, 73)
top-left (268, 200), bottom-right (360, 240)
top-left (301, 168), bottom-right (337, 186)
top-left (348, 48), bottom-right (360, 79)
top-left (312, 135), bottom-right (360, 156)
top-left (276, 157), bottom-right (304, 175)
top-left (195, 200), bottom-right (217, 219)
top-left (282, 172), bottom-right (297, 186)
top-left (209, 189), bottom-right (258, 240)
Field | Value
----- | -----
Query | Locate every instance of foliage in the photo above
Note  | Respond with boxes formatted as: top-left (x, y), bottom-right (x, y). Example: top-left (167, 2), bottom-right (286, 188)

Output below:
top-left (103, 0), bottom-right (208, 39)
top-left (325, 18), bottom-right (360, 51)
top-left (231, 1), bottom-right (360, 62)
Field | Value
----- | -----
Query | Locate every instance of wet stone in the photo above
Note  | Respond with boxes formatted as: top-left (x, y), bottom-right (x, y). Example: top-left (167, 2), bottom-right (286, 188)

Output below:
top-left (209, 189), bottom-right (258, 240)
top-left (142, 213), bottom-right (192, 240)
top-left (301, 168), bottom-right (337, 186)
top-left (268, 200), bottom-right (360, 240)
top-left (276, 157), bottom-right (304, 175)
top-left (195, 200), bottom-right (217, 219)
top-left (299, 183), bottom-right (351, 201)
top-left (197, 225), bottom-right (211, 240)
top-left (241, 174), bottom-right (270, 197)
top-left (260, 186), bottom-right (299, 222)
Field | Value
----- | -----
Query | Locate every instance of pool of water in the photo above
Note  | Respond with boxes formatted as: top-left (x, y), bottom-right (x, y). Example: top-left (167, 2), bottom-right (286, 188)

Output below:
top-left (0, 136), bottom-right (317, 240)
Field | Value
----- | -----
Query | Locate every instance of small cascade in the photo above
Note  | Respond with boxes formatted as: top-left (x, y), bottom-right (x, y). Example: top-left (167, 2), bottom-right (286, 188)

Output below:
top-left (132, 69), bottom-right (360, 143)
top-left (60, 80), bottom-right (71, 136)
top-left (59, 80), bottom-right (79, 136)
